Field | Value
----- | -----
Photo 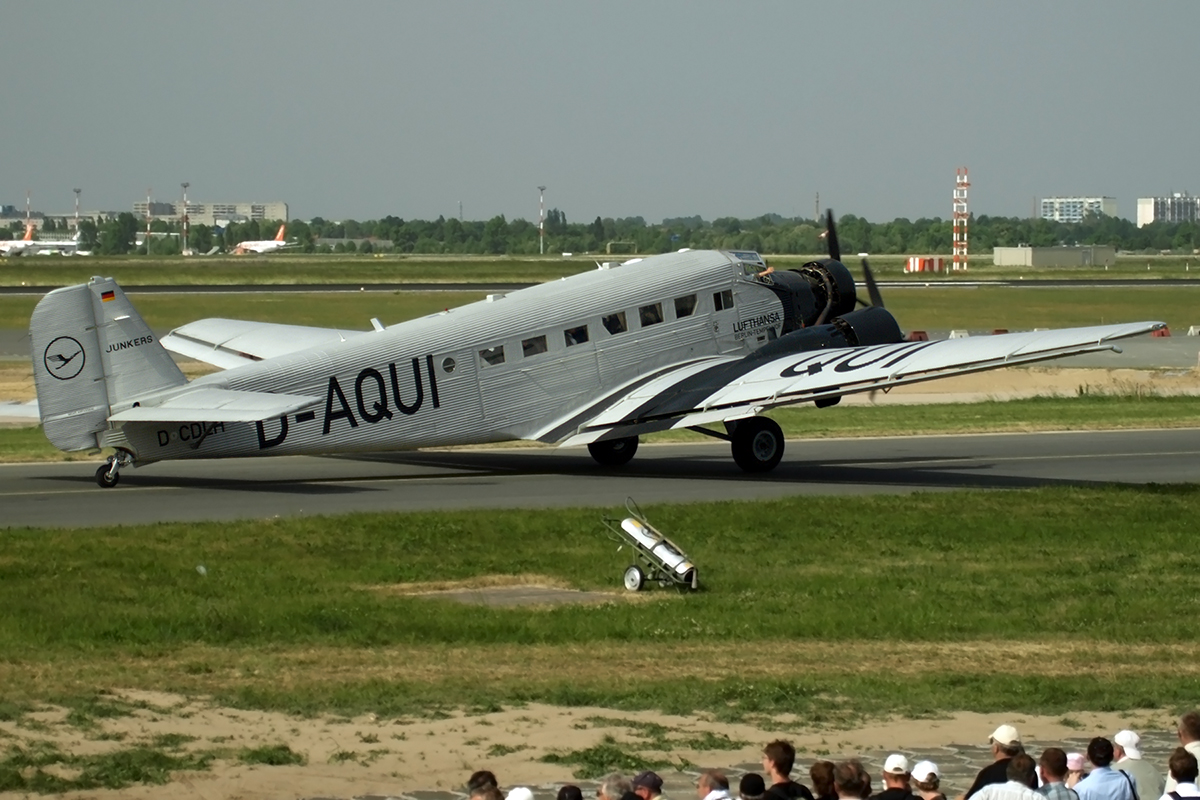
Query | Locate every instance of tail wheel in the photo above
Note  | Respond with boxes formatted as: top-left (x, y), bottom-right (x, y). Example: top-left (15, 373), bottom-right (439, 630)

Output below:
top-left (588, 436), bottom-right (639, 467)
top-left (95, 463), bottom-right (120, 488)
top-left (730, 417), bottom-right (785, 473)
top-left (623, 565), bottom-right (645, 591)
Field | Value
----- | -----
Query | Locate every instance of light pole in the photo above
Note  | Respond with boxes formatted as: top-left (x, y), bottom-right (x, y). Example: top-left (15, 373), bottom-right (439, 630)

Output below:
top-left (73, 188), bottom-right (81, 229)
top-left (181, 182), bottom-right (190, 253)
top-left (538, 185), bottom-right (546, 255)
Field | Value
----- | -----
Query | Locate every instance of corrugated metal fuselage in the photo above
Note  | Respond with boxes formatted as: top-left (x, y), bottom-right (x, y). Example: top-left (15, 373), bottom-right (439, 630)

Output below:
top-left (114, 250), bottom-right (785, 463)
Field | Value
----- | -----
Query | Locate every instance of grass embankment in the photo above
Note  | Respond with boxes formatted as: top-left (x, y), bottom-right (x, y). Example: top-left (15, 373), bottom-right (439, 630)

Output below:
top-left (3, 394), bottom-right (1199, 462)
top-left (1, 284), bottom-right (1198, 331)
top-left (2, 487), bottom-right (1199, 722)
top-left (2, 253), bottom-right (1199, 287)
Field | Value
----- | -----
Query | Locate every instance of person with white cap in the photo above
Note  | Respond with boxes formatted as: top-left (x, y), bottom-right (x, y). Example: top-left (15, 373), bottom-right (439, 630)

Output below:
top-left (912, 760), bottom-right (946, 800)
top-left (1115, 730), bottom-right (1162, 800)
top-left (964, 725), bottom-right (1026, 800)
top-left (506, 788), bottom-right (535, 800)
top-left (1167, 713), bottom-right (1200, 794)
top-left (870, 755), bottom-right (914, 800)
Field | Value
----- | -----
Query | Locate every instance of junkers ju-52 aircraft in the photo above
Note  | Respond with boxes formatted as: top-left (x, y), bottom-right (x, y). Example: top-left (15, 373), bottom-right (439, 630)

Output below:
top-left (31, 213), bottom-right (1161, 487)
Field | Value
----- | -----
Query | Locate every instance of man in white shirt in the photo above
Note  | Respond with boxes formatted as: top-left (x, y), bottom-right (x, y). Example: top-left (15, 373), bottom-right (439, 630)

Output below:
top-left (1114, 729), bottom-right (1163, 800)
top-left (972, 754), bottom-right (1043, 800)
top-left (1168, 713), bottom-right (1200, 794)
top-left (699, 771), bottom-right (733, 800)
top-left (1158, 748), bottom-right (1199, 800)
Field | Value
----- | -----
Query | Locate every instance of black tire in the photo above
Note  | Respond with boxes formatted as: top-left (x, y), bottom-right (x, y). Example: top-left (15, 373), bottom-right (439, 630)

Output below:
top-left (588, 436), bottom-right (639, 467)
top-left (730, 417), bottom-right (785, 473)
top-left (95, 463), bottom-right (120, 488)
top-left (623, 565), bottom-right (645, 592)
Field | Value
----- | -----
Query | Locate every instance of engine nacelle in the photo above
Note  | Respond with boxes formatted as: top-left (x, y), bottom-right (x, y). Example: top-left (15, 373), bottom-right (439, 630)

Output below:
top-left (749, 305), bottom-right (903, 360)
top-left (760, 259), bottom-right (857, 332)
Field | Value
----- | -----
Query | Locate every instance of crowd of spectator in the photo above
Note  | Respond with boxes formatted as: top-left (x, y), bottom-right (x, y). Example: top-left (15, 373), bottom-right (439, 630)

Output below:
top-left (464, 711), bottom-right (1200, 800)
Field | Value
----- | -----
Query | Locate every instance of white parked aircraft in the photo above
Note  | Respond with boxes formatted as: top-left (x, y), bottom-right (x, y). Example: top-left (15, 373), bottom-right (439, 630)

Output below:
top-left (232, 223), bottom-right (289, 254)
top-left (30, 213), bottom-right (1162, 487)
top-left (1, 225), bottom-right (85, 256)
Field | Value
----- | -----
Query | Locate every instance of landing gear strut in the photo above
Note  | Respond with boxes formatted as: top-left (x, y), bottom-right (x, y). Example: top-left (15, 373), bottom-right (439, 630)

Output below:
top-left (95, 450), bottom-right (133, 488)
top-left (729, 417), bottom-right (785, 473)
top-left (588, 436), bottom-right (639, 467)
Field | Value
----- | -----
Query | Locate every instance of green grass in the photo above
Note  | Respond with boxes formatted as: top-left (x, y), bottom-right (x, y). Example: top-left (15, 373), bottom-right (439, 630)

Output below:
top-left (238, 743), bottom-right (305, 766)
top-left (2, 253), bottom-right (1198, 288)
top-left (2, 487), bottom-right (1200, 722)
top-left (0, 742), bottom-right (215, 794)
top-left (3, 284), bottom-right (1197, 332)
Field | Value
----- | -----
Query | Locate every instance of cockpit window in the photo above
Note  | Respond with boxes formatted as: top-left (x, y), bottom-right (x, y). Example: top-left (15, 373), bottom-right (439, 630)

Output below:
top-left (602, 311), bottom-right (628, 335)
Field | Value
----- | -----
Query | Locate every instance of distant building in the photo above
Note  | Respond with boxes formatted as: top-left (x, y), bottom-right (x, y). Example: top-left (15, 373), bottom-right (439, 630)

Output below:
top-left (993, 245), bottom-right (1116, 267)
top-left (1136, 193), bottom-right (1199, 227)
top-left (132, 201), bottom-right (288, 227)
top-left (1039, 196), bottom-right (1117, 223)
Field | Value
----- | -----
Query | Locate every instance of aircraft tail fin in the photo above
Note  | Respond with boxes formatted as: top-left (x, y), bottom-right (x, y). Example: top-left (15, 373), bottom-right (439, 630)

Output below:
top-left (23, 224), bottom-right (33, 241)
top-left (30, 277), bottom-right (187, 451)
top-left (274, 223), bottom-right (286, 241)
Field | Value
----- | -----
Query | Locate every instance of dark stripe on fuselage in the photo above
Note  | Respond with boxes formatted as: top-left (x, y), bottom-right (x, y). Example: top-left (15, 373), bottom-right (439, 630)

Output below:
top-left (539, 358), bottom-right (720, 443)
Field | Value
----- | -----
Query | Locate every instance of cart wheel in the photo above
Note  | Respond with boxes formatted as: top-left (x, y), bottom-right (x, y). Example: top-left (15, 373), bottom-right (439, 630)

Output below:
top-left (623, 565), bottom-right (645, 592)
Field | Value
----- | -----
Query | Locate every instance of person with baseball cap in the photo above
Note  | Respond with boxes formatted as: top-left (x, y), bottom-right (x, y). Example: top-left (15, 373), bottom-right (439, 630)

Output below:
top-left (965, 726), bottom-right (1026, 800)
top-left (1115, 730), bottom-right (1162, 800)
top-left (871, 755), bottom-right (915, 800)
top-left (912, 761), bottom-right (946, 800)
top-left (634, 771), bottom-right (666, 800)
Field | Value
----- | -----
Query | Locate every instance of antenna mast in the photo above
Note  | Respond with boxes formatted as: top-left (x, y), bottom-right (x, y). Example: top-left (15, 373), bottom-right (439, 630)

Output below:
top-left (952, 167), bottom-right (970, 271)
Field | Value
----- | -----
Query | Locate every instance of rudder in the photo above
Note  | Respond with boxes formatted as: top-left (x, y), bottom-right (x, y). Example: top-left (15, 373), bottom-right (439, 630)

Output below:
top-left (31, 277), bottom-right (186, 451)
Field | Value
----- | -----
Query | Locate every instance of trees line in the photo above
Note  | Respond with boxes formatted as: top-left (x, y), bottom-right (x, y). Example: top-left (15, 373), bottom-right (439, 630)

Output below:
top-left (8, 210), bottom-right (1199, 256)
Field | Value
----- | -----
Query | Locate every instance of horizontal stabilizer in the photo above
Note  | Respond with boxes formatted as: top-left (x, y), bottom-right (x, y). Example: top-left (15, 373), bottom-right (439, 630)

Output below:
top-left (161, 318), bottom-right (366, 368)
top-left (108, 387), bottom-right (320, 424)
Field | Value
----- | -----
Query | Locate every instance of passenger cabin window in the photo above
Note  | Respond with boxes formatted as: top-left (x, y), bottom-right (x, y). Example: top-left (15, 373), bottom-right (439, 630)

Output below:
top-left (639, 302), bottom-right (663, 327)
top-left (674, 294), bottom-right (697, 318)
top-left (522, 335), bottom-right (548, 358)
top-left (713, 289), bottom-right (734, 311)
top-left (564, 325), bottom-right (589, 346)
top-left (602, 311), bottom-right (628, 335)
top-left (479, 345), bottom-right (505, 366)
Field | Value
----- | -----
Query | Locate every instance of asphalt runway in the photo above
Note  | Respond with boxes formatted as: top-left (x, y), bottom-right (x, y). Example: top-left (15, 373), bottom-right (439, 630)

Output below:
top-left (3, 428), bottom-right (1199, 528)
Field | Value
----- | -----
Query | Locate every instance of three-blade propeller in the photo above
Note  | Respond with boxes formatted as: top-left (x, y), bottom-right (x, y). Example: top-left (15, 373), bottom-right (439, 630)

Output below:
top-left (824, 209), bottom-right (884, 309)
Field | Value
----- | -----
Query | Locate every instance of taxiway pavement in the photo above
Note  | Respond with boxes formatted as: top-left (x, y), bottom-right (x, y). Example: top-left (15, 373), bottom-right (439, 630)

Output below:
top-left (3, 428), bottom-right (1198, 528)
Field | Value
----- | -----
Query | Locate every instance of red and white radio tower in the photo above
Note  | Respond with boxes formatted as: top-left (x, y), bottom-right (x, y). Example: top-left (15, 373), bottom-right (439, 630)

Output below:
top-left (952, 167), bottom-right (970, 271)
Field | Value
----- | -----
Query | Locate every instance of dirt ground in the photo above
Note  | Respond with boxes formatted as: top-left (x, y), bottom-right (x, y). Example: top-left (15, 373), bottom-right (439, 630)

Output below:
top-left (0, 691), bottom-right (1179, 800)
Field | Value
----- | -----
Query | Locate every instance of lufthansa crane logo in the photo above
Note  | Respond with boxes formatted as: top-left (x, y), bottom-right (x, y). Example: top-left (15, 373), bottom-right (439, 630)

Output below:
top-left (43, 336), bottom-right (86, 380)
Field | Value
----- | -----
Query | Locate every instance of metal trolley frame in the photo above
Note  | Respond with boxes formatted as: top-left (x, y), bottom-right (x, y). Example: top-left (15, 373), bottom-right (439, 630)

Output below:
top-left (601, 498), bottom-right (699, 592)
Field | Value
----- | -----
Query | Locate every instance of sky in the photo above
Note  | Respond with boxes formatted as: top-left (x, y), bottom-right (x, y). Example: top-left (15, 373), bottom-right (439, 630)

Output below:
top-left (2, 1), bottom-right (1197, 225)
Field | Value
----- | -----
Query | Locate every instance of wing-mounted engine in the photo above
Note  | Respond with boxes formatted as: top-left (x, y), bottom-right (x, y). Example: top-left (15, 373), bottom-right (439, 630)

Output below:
top-left (753, 210), bottom-right (903, 359)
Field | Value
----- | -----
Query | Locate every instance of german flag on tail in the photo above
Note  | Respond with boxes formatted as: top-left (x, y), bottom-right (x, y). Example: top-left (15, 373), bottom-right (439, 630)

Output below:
top-left (101, 290), bottom-right (115, 302)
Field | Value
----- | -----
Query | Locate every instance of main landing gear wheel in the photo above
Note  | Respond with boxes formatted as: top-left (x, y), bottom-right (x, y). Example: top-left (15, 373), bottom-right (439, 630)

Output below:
top-left (588, 436), bottom-right (639, 467)
top-left (623, 565), bottom-right (646, 592)
top-left (730, 417), bottom-right (785, 473)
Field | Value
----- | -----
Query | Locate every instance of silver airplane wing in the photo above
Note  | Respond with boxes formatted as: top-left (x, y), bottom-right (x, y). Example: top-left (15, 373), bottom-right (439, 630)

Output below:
top-left (108, 387), bottom-right (321, 424)
top-left (161, 318), bottom-right (366, 369)
top-left (547, 321), bottom-right (1163, 446)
